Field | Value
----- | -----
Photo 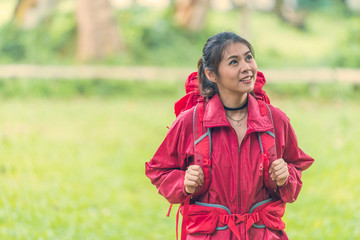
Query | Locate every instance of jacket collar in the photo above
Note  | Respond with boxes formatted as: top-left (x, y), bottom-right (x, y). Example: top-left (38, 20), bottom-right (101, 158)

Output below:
top-left (203, 94), bottom-right (273, 132)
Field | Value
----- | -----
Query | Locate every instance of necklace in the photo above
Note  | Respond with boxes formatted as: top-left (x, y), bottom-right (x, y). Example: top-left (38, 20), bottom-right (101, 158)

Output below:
top-left (223, 99), bottom-right (248, 111)
top-left (226, 112), bottom-right (247, 126)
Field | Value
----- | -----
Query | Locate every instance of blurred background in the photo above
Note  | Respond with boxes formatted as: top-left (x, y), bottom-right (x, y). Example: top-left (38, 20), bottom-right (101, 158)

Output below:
top-left (0, 0), bottom-right (359, 239)
top-left (0, 0), bottom-right (360, 68)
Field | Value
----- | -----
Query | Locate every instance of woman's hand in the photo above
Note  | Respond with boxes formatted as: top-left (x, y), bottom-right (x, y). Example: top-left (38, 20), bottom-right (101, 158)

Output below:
top-left (184, 165), bottom-right (204, 194)
top-left (269, 158), bottom-right (289, 187)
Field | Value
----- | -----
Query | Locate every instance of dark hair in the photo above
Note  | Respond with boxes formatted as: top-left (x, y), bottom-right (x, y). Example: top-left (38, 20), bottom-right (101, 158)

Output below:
top-left (198, 32), bottom-right (254, 99)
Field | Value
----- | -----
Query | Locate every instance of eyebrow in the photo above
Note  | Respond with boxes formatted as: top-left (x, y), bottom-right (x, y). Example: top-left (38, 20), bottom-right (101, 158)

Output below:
top-left (226, 51), bottom-right (252, 61)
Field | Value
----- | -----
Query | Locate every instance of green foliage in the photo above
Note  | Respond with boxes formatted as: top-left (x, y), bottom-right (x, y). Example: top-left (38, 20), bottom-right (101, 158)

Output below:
top-left (298, 0), bottom-right (333, 9)
top-left (117, 8), bottom-right (360, 68)
top-left (0, 12), bottom-right (76, 64)
top-left (0, 24), bottom-right (26, 61)
top-left (116, 7), bottom-right (211, 67)
top-left (331, 17), bottom-right (360, 68)
top-left (0, 4), bottom-right (359, 68)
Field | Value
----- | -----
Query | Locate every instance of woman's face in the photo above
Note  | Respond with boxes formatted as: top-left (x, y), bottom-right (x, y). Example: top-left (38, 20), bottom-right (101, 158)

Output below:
top-left (208, 42), bottom-right (258, 97)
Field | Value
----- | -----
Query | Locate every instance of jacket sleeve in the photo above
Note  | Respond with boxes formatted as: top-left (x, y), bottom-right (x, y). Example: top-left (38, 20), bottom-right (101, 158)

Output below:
top-left (145, 111), bottom-right (194, 204)
top-left (274, 110), bottom-right (314, 203)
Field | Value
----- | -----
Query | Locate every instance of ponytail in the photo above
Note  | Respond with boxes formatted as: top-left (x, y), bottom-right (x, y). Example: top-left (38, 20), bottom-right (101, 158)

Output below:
top-left (197, 58), bottom-right (218, 99)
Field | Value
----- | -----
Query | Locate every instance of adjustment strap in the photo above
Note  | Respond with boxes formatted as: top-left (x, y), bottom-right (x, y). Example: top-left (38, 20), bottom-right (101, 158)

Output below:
top-left (176, 195), bottom-right (191, 240)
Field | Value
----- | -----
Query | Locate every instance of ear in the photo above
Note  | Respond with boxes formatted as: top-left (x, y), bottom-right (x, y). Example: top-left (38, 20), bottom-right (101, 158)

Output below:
top-left (205, 68), bottom-right (217, 83)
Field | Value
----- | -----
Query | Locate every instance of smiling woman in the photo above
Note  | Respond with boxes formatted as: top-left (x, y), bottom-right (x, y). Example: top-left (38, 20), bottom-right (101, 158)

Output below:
top-left (145, 32), bottom-right (314, 240)
top-left (200, 35), bottom-right (257, 107)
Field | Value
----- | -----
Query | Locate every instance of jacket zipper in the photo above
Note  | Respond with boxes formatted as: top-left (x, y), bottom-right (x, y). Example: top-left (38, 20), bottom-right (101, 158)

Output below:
top-left (238, 144), bottom-right (241, 214)
top-left (234, 127), bottom-right (256, 237)
top-left (238, 130), bottom-right (252, 214)
top-left (238, 129), bottom-right (255, 237)
top-left (238, 138), bottom-right (244, 238)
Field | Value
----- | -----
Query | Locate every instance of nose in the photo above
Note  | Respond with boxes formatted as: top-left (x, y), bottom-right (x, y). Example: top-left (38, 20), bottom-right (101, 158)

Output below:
top-left (240, 59), bottom-right (251, 73)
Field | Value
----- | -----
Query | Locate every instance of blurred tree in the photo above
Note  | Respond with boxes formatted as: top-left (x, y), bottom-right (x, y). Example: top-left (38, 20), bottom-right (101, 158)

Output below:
top-left (333, 17), bottom-right (360, 67)
top-left (13, 0), bottom-right (58, 29)
top-left (174, 0), bottom-right (210, 31)
top-left (231, 0), bottom-right (251, 40)
top-left (76, 0), bottom-right (124, 61)
top-left (346, 0), bottom-right (360, 12)
top-left (274, 0), bottom-right (306, 29)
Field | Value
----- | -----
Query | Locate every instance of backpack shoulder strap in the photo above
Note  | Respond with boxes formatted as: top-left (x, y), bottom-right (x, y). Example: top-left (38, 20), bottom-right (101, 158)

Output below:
top-left (176, 99), bottom-right (212, 240)
top-left (192, 99), bottom-right (212, 197)
top-left (257, 100), bottom-right (278, 193)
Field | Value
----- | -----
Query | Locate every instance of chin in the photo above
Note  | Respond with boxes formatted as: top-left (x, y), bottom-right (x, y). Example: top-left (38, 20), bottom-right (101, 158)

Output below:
top-left (245, 84), bottom-right (255, 94)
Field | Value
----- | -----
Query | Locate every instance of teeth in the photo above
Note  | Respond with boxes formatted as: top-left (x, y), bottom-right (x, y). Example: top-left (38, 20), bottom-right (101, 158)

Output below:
top-left (241, 76), bottom-right (252, 81)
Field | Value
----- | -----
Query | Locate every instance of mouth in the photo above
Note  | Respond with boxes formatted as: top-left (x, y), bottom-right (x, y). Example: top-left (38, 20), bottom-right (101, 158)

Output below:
top-left (239, 76), bottom-right (253, 82)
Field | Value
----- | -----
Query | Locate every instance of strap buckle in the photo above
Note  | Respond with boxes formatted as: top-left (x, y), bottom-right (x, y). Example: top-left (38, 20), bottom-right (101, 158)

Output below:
top-left (233, 213), bottom-right (248, 224)
top-left (219, 213), bottom-right (249, 225)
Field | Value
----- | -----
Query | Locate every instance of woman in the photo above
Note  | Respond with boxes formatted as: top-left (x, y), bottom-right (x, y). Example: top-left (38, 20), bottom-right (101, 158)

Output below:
top-left (145, 32), bottom-right (314, 239)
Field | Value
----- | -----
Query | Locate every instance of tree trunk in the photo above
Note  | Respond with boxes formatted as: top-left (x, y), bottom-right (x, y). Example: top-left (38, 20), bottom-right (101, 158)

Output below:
top-left (13, 0), bottom-right (58, 29)
top-left (274, 0), bottom-right (282, 18)
top-left (240, 1), bottom-right (250, 40)
top-left (274, 0), bottom-right (306, 29)
top-left (76, 0), bottom-right (123, 61)
top-left (174, 0), bottom-right (210, 31)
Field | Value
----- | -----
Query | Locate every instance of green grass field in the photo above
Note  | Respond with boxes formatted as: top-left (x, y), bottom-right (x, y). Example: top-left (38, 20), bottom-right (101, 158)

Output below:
top-left (0, 83), bottom-right (359, 239)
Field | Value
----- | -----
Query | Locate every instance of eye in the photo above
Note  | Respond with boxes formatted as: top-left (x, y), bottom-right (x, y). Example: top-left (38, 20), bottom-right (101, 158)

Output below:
top-left (245, 54), bottom-right (253, 61)
top-left (229, 59), bottom-right (238, 65)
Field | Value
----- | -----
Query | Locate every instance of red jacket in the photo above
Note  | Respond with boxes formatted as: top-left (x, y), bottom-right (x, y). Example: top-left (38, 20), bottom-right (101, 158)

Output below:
top-left (146, 94), bottom-right (314, 239)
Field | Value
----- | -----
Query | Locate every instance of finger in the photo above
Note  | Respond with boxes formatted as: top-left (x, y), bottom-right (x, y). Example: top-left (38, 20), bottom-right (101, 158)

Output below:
top-left (186, 175), bottom-right (203, 186)
top-left (276, 172), bottom-right (289, 181)
top-left (269, 159), bottom-right (282, 172)
top-left (187, 166), bottom-right (204, 184)
top-left (192, 168), bottom-right (204, 183)
top-left (275, 176), bottom-right (288, 187)
top-left (276, 179), bottom-right (285, 187)
top-left (271, 158), bottom-right (285, 167)
top-left (274, 167), bottom-right (287, 178)
top-left (187, 165), bottom-right (202, 176)
top-left (274, 162), bottom-right (287, 172)
top-left (271, 167), bottom-right (286, 180)
top-left (188, 165), bottom-right (202, 172)
top-left (186, 174), bottom-right (199, 182)
top-left (184, 184), bottom-right (196, 194)
top-left (198, 174), bottom-right (204, 185)
top-left (269, 163), bottom-right (275, 173)
top-left (272, 158), bottom-right (284, 166)
top-left (271, 172), bottom-right (278, 181)
top-left (185, 187), bottom-right (196, 194)
top-left (186, 169), bottom-right (204, 182)
top-left (184, 179), bottom-right (199, 188)
top-left (185, 169), bottom-right (204, 185)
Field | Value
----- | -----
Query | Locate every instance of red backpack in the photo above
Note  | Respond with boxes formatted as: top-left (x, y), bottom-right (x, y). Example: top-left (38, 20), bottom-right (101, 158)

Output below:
top-left (170, 71), bottom-right (285, 240)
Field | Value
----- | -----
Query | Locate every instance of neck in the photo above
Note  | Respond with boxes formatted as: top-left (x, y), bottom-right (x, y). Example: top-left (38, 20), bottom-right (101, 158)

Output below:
top-left (220, 93), bottom-right (248, 111)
